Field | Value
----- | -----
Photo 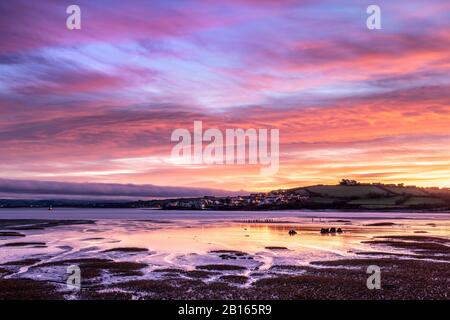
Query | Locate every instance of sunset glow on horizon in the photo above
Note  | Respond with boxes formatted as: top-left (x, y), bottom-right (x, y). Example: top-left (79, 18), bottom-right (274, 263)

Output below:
top-left (1, 0), bottom-right (450, 196)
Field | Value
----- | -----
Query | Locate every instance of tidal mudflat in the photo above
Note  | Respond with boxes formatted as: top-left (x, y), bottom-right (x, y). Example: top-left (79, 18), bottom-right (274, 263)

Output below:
top-left (0, 209), bottom-right (449, 299)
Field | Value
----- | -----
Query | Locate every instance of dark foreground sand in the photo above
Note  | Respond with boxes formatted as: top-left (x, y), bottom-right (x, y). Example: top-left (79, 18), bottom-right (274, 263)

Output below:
top-left (1, 255), bottom-right (449, 299)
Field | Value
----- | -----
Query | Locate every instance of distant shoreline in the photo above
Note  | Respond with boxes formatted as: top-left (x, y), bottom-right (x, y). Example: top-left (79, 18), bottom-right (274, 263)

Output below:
top-left (1, 205), bottom-right (450, 213)
top-left (1, 181), bottom-right (450, 212)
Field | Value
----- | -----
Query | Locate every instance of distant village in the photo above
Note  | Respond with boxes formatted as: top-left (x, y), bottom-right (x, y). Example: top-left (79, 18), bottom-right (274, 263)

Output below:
top-left (161, 188), bottom-right (311, 210)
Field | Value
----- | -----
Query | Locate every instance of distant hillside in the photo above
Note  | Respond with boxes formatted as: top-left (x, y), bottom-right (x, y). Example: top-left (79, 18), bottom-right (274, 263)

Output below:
top-left (282, 181), bottom-right (450, 211)
top-left (156, 180), bottom-right (450, 211)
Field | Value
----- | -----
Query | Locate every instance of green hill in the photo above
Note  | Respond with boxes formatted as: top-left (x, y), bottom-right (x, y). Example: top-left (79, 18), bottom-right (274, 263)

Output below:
top-left (284, 181), bottom-right (450, 210)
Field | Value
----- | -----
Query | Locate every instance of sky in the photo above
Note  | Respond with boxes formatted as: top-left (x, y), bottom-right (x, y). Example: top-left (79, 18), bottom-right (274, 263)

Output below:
top-left (0, 0), bottom-right (449, 198)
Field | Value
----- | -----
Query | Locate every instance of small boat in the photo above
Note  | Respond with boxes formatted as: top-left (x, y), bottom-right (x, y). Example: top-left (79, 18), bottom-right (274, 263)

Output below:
top-left (48, 205), bottom-right (53, 211)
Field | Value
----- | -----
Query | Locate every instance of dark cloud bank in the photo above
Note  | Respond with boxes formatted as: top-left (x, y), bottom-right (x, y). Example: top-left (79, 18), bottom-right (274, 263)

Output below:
top-left (0, 179), bottom-right (244, 200)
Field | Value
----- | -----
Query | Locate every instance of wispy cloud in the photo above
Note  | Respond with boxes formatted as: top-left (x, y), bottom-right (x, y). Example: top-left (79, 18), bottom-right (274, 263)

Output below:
top-left (0, 0), bottom-right (449, 191)
top-left (0, 179), bottom-right (243, 199)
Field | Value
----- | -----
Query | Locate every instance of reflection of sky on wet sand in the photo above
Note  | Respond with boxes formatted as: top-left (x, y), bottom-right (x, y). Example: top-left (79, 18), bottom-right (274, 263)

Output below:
top-left (1, 210), bottom-right (449, 276)
top-left (98, 220), bottom-right (450, 267)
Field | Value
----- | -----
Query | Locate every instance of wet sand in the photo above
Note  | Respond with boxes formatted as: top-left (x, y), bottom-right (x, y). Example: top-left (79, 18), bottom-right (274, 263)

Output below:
top-left (0, 209), bottom-right (449, 299)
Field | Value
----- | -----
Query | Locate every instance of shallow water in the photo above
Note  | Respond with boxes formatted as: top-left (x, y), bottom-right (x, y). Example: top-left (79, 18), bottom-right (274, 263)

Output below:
top-left (1, 209), bottom-right (449, 284)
